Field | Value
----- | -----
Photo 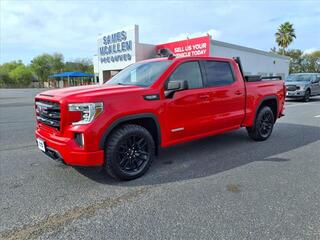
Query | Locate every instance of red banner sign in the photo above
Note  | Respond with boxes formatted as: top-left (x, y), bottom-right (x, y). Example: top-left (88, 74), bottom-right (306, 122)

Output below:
top-left (156, 36), bottom-right (211, 58)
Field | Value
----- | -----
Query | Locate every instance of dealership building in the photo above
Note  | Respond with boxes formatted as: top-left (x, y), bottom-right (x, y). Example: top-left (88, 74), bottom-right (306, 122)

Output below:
top-left (94, 25), bottom-right (290, 84)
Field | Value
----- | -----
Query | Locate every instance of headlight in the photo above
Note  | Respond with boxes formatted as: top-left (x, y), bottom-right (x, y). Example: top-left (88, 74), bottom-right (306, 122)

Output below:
top-left (68, 102), bottom-right (103, 125)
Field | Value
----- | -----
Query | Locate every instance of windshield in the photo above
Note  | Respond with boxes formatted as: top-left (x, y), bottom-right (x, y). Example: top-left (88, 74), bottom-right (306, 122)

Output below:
top-left (286, 74), bottom-right (315, 82)
top-left (106, 60), bottom-right (171, 87)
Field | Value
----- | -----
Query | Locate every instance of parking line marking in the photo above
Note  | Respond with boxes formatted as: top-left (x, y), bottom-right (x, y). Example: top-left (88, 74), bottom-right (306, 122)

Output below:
top-left (315, 115), bottom-right (320, 118)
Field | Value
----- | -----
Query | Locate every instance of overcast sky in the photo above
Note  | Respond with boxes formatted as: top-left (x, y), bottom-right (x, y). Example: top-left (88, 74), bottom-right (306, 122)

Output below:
top-left (1, 0), bottom-right (319, 64)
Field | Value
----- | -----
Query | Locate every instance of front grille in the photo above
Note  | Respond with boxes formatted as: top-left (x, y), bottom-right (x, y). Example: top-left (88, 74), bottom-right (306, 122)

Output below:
top-left (286, 85), bottom-right (298, 91)
top-left (36, 101), bottom-right (60, 130)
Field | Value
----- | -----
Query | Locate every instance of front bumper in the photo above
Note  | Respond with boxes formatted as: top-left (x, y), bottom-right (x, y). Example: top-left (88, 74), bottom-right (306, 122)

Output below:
top-left (35, 128), bottom-right (104, 166)
top-left (286, 90), bottom-right (306, 98)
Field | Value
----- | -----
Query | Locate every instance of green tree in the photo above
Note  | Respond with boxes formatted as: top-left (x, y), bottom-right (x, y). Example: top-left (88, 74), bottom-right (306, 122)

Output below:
top-left (0, 60), bottom-right (24, 87)
top-left (51, 53), bottom-right (64, 73)
top-left (275, 22), bottom-right (296, 54)
top-left (270, 48), bottom-right (320, 74)
top-left (0, 72), bottom-right (12, 87)
top-left (0, 60), bottom-right (23, 74)
top-left (302, 50), bottom-right (320, 72)
top-left (64, 58), bottom-right (93, 74)
top-left (30, 54), bottom-right (53, 86)
top-left (9, 65), bottom-right (33, 86)
top-left (285, 49), bottom-right (304, 73)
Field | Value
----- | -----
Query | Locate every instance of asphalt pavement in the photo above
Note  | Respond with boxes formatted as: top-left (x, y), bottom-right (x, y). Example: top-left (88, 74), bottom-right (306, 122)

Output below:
top-left (0, 88), bottom-right (319, 240)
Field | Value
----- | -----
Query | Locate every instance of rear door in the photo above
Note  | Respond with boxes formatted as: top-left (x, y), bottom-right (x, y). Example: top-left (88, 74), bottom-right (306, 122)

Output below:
top-left (164, 61), bottom-right (215, 143)
top-left (201, 60), bottom-right (245, 130)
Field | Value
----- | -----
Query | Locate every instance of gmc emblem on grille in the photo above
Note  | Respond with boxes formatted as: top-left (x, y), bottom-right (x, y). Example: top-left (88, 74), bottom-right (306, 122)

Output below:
top-left (37, 105), bottom-right (48, 114)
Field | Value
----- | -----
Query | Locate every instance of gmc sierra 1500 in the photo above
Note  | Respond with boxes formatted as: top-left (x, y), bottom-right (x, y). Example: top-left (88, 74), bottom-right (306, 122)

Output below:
top-left (35, 56), bottom-right (285, 180)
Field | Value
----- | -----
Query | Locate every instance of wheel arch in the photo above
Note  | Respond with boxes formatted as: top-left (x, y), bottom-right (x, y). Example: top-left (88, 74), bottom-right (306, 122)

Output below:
top-left (99, 113), bottom-right (161, 152)
top-left (305, 87), bottom-right (311, 94)
top-left (255, 96), bottom-right (278, 123)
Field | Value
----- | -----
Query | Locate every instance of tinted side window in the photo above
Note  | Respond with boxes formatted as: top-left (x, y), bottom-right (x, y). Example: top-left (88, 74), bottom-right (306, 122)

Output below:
top-left (169, 61), bottom-right (203, 89)
top-left (204, 61), bottom-right (234, 87)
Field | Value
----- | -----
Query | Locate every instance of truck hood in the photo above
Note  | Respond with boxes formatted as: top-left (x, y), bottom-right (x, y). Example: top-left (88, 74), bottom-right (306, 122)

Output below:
top-left (285, 81), bottom-right (309, 86)
top-left (37, 84), bottom-right (144, 101)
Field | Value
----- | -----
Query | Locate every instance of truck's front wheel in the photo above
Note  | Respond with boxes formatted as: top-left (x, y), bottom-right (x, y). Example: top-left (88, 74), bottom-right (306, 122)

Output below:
top-left (303, 89), bottom-right (311, 102)
top-left (246, 106), bottom-right (274, 141)
top-left (104, 124), bottom-right (155, 180)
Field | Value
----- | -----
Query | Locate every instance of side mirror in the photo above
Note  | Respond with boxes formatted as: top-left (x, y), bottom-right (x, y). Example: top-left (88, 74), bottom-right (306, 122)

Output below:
top-left (165, 80), bottom-right (188, 97)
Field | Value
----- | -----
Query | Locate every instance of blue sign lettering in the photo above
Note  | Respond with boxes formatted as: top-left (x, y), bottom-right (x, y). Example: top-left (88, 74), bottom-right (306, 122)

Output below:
top-left (99, 30), bottom-right (133, 64)
top-left (100, 54), bottom-right (132, 64)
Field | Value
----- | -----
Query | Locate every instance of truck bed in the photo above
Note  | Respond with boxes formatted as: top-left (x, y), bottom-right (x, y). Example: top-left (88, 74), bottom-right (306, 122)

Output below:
top-left (243, 79), bottom-right (285, 126)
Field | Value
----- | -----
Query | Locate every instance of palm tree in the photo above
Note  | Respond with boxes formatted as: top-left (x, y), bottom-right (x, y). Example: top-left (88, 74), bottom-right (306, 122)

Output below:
top-left (275, 22), bottom-right (296, 55)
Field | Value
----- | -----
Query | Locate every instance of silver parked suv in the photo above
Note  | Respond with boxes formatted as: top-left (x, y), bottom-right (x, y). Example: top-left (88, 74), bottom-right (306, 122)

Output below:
top-left (285, 73), bottom-right (320, 102)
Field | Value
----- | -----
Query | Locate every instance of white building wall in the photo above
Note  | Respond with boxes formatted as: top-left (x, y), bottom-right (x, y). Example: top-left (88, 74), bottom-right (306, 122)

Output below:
top-left (93, 55), bottom-right (99, 83)
top-left (95, 25), bottom-right (139, 84)
top-left (211, 40), bottom-right (290, 79)
top-left (136, 43), bottom-right (156, 61)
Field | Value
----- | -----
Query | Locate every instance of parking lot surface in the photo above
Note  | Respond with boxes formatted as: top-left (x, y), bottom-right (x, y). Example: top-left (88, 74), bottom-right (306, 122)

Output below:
top-left (0, 89), bottom-right (319, 240)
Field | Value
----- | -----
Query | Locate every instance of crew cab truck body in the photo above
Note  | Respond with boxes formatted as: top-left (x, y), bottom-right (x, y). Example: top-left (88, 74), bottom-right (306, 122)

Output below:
top-left (35, 56), bottom-right (285, 180)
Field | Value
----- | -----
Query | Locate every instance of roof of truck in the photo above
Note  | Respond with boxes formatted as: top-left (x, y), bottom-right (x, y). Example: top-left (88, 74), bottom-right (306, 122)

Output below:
top-left (140, 56), bottom-right (235, 63)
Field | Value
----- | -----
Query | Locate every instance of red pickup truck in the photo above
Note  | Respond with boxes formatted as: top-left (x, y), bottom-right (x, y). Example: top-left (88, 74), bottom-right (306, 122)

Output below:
top-left (35, 56), bottom-right (285, 180)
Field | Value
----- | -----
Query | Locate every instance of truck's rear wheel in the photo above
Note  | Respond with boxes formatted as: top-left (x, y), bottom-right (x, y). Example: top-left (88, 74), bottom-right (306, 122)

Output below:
top-left (104, 124), bottom-right (155, 180)
top-left (246, 106), bottom-right (274, 141)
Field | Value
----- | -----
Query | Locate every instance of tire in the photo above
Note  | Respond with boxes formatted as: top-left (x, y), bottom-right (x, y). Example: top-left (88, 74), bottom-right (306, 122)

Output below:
top-left (246, 106), bottom-right (274, 141)
top-left (104, 124), bottom-right (155, 180)
top-left (303, 89), bottom-right (311, 102)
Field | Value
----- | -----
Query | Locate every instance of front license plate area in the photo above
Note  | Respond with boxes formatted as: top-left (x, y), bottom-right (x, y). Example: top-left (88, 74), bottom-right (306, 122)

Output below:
top-left (37, 139), bottom-right (46, 152)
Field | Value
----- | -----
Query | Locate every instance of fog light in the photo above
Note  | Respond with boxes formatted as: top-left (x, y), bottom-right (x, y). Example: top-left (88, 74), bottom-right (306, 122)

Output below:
top-left (75, 133), bottom-right (84, 147)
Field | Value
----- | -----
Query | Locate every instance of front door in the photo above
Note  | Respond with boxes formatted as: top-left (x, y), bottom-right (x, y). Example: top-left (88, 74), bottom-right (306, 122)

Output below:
top-left (311, 74), bottom-right (320, 95)
top-left (164, 61), bottom-right (214, 144)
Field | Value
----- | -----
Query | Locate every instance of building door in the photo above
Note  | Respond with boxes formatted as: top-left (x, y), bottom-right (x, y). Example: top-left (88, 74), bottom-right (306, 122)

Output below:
top-left (103, 70), bottom-right (111, 83)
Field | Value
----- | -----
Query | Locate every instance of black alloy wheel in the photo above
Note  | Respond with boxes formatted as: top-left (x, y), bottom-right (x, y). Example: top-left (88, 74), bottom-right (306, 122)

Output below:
top-left (105, 124), bottom-right (155, 180)
top-left (117, 135), bottom-right (150, 173)
top-left (258, 109), bottom-right (274, 138)
top-left (247, 106), bottom-right (274, 141)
